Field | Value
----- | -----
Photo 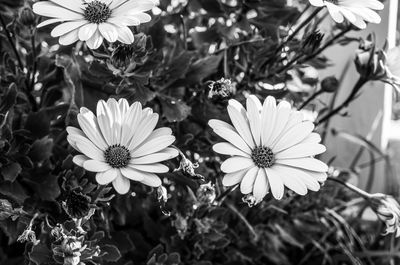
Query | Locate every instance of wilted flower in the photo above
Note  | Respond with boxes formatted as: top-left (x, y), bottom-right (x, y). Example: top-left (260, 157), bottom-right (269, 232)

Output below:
top-left (302, 31), bottom-right (324, 55)
top-left (309, 0), bottom-right (384, 29)
top-left (321, 76), bottom-right (339, 93)
top-left (209, 95), bottom-right (328, 202)
top-left (17, 227), bottom-right (40, 245)
top-left (196, 182), bottom-right (216, 205)
top-left (67, 98), bottom-right (178, 194)
top-left (32, 0), bottom-right (155, 49)
top-left (63, 190), bottom-right (91, 219)
top-left (369, 193), bottom-right (400, 237)
top-left (175, 152), bottom-right (204, 181)
top-left (208, 78), bottom-right (236, 100)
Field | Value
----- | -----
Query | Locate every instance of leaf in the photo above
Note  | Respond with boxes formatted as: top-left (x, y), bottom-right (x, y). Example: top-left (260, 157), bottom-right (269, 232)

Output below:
top-left (0, 83), bottom-right (17, 113)
top-left (24, 110), bottom-right (51, 139)
top-left (28, 137), bottom-right (54, 163)
top-left (29, 244), bottom-right (53, 265)
top-left (101, 244), bottom-right (122, 262)
top-left (185, 55), bottom-right (223, 85)
top-left (1, 162), bottom-right (21, 182)
top-left (159, 97), bottom-right (191, 122)
top-left (0, 181), bottom-right (28, 204)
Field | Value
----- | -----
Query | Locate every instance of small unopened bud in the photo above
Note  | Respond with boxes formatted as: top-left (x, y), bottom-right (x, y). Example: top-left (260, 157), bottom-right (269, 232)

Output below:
top-left (302, 31), bottom-right (324, 55)
top-left (196, 182), bottom-right (216, 205)
top-left (18, 6), bottom-right (36, 27)
top-left (208, 78), bottom-right (236, 100)
top-left (321, 76), bottom-right (339, 93)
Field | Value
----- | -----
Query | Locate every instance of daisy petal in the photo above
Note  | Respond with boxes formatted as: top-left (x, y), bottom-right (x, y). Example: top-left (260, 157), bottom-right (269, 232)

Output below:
top-left (240, 166), bottom-right (258, 194)
top-left (120, 167), bottom-right (145, 181)
top-left (59, 29), bottom-right (79, 45)
top-left (131, 135), bottom-right (176, 158)
top-left (131, 148), bottom-right (179, 164)
top-left (273, 121), bottom-right (315, 152)
top-left (220, 157), bottom-right (254, 173)
top-left (265, 167), bottom-right (285, 200)
top-left (253, 168), bottom-right (269, 202)
top-left (83, 160), bottom-right (111, 172)
top-left (276, 158), bottom-right (328, 172)
top-left (99, 23), bottom-right (119, 42)
top-left (112, 174), bottom-right (131, 194)
top-left (72, 155), bottom-right (89, 167)
top-left (227, 99), bottom-right (255, 148)
top-left (223, 168), bottom-right (249, 186)
top-left (246, 95), bottom-right (262, 145)
top-left (86, 29), bottom-right (103, 49)
top-left (78, 23), bottom-right (98, 41)
top-left (96, 168), bottom-right (118, 185)
top-left (261, 96), bottom-right (277, 146)
top-left (212, 142), bottom-right (250, 157)
top-left (141, 172), bottom-right (162, 187)
top-left (275, 143), bottom-right (326, 159)
top-left (129, 163), bottom-right (169, 173)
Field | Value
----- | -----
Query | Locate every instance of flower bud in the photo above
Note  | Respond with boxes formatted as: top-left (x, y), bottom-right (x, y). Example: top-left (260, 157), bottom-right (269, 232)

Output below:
top-left (63, 190), bottom-right (91, 219)
top-left (18, 6), bottom-right (36, 27)
top-left (321, 76), bottom-right (339, 93)
top-left (302, 31), bottom-right (324, 55)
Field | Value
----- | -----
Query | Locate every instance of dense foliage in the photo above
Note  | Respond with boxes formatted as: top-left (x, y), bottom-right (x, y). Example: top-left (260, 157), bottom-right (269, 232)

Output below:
top-left (1, 0), bottom-right (399, 264)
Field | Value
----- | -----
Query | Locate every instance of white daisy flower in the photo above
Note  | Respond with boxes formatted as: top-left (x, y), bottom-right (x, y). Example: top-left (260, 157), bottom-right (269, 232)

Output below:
top-left (67, 98), bottom-right (178, 194)
top-left (309, 0), bottom-right (384, 29)
top-left (33, 0), bottom-right (155, 49)
top-left (209, 95), bottom-right (328, 202)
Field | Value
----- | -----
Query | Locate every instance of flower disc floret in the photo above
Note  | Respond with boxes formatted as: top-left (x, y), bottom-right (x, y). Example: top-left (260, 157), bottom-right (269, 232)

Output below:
top-left (83, 0), bottom-right (112, 24)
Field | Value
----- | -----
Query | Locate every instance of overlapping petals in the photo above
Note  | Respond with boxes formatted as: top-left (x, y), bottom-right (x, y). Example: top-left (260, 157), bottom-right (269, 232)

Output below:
top-left (33, 0), bottom-right (155, 49)
top-left (209, 95), bottom-right (328, 202)
top-left (67, 98), bottom-right (178, 194)
top-left (309, 0), bottom-right (384, 29)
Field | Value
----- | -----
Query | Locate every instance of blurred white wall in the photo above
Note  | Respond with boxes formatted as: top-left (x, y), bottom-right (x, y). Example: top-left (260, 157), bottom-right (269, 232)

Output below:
top-left (319, 0), bottom-right (397, 193)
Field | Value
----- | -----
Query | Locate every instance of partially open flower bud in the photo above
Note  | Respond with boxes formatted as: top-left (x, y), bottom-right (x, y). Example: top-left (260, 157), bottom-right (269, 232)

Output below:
top-left (321, 76), bottom-right (339, 93)
top-left (355, 35), bottom-right (387, 81)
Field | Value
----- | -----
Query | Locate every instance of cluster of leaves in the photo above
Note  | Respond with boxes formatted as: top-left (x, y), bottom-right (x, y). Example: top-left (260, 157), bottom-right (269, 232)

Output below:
top-left (0, 0), bottom-right (398, 265)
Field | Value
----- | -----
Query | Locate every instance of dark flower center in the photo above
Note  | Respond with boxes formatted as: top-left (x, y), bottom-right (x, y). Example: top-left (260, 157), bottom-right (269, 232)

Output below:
top-left (251, 146), bottom-right (275, 168)
top-left (83, 0), bottom-right (112, 24)
top-left (104, 144), bottom-right (131, 168)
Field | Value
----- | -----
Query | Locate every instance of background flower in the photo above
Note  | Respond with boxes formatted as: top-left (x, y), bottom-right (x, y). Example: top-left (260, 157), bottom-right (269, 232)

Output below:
top-left (309, 0), bottom-right (384, 29)
top-left (209, 95), bottom-right (328, 202)
top-left (33, 0), bottom-right (155, 49)
top-left (67, 98), bottom-right (178, 194)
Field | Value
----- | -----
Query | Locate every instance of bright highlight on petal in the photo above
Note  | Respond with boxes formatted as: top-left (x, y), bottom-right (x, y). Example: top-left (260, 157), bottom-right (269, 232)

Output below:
top-left (309, 0), bottom-right (384, 29)
top-left (32, 0), bottom-right (156, 49)
top-left (209, 95), bottom-right (328, 203)
top-left (67, 98), bottom-right (178, 194)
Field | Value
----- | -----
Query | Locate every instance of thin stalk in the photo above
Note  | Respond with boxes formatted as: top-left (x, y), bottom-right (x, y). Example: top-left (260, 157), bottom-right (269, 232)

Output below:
top-left (298, 89), bottom-right (324, 110)
top-left (226, 202), bottom-right (259, 241)
top-left (215, 184), bottom-right (238, 204)
top-left (0, 13), bottom-right (23, 70)
top-left (327, 177), bottom-right (371, 199)
top-left (316, 77), bottom-right (367, 125)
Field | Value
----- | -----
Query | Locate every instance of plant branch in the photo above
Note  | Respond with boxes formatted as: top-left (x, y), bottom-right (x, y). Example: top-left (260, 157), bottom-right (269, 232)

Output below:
top-left (327, 177), bottom-right (371, 199)
top-left (226, 202), bottom-right (259, 241)
top-left (316, 77), bottom-right (367, 125)
top-left (0, 13), bottom-right (23, 71)
top-left (298, 90), bottom-right (324, 110)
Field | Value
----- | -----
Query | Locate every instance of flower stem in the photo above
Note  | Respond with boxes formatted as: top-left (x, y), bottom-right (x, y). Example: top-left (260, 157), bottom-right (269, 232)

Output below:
top-left (327, 177), bottom-right (371, 199)
top-left (226, 202), bottom-right (259, 241)
top-left (298, 89), bottom-right (324, 110)
top-left (316, 77), bottom-right (367, 125)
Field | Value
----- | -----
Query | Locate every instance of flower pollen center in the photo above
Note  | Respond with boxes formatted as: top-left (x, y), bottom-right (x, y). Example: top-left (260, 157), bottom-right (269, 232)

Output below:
top-left (104, 144), bottom-right (131, 168)
top-left (251, 146), bottom-right (275, 168)
top-left (83, 0), bottom-right (112, 24)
